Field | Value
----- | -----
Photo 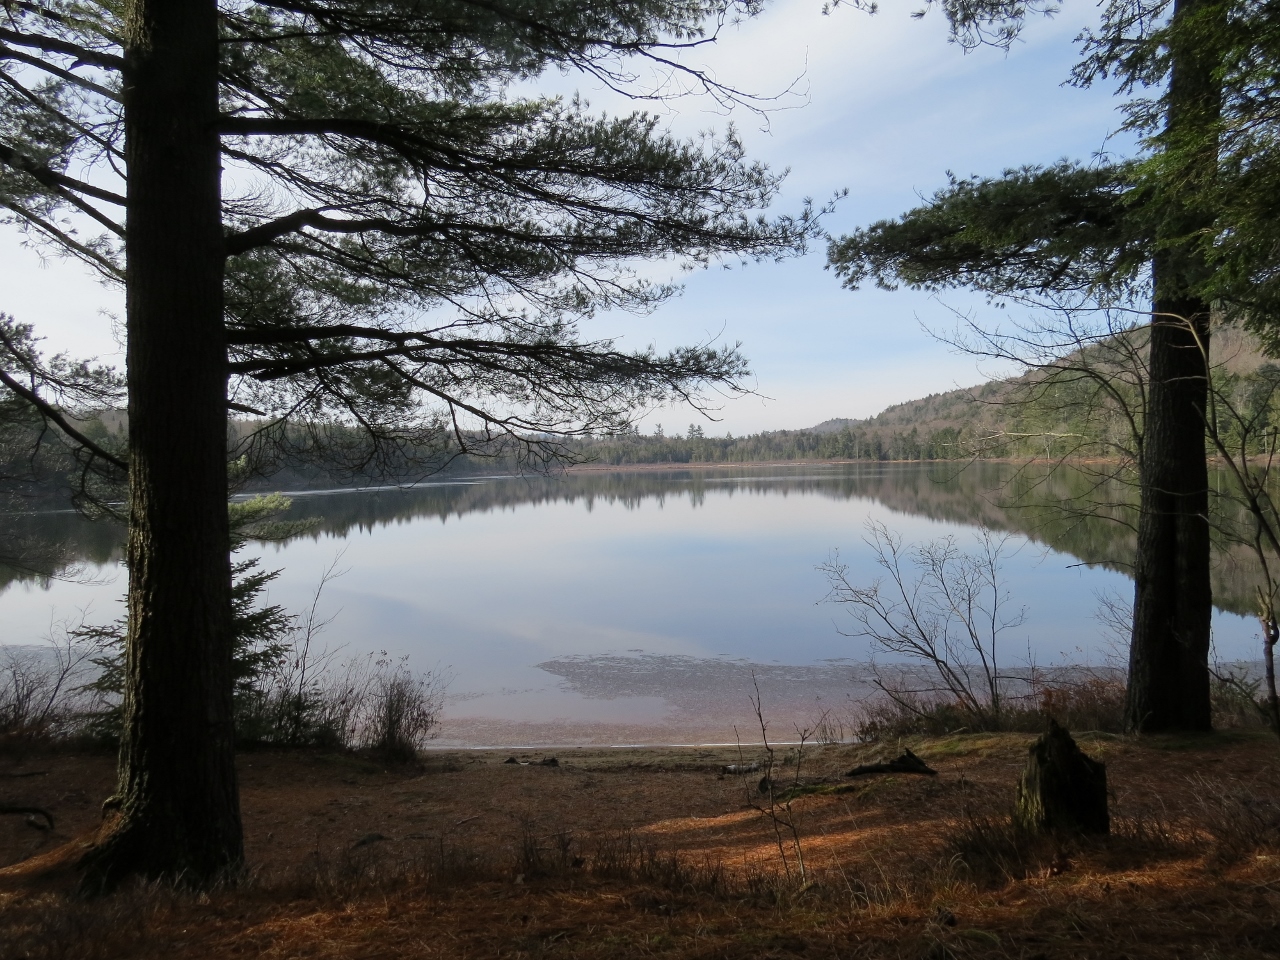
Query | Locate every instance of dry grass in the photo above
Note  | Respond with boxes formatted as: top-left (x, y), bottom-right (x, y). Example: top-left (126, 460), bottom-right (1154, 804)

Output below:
top-left (2, 732), bottom-right (1280, 958)
top-left (851, 675), bottom-right (1131, 741)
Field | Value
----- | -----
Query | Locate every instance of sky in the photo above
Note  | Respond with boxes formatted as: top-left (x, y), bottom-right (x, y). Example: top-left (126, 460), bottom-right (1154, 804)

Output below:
top-left (0, 0), bottom-right (1141, 436)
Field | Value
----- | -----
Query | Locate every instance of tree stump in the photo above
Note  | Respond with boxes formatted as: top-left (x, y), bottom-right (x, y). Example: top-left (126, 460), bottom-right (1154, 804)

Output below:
top-left (1015, 719), bottom-right (1109, 835)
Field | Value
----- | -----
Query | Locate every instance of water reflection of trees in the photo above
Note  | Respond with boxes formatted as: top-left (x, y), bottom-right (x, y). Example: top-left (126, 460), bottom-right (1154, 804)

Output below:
top-left (0, 508), bottom-right (124, 589)
top-left (1, 461), bottom-right (1268, 617)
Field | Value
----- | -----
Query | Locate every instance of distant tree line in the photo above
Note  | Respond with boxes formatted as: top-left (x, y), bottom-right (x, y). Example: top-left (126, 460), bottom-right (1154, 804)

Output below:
top-left (569, 424), bottom-right (974, 465)
top-left (14, 344), bottom-right (1280, 499)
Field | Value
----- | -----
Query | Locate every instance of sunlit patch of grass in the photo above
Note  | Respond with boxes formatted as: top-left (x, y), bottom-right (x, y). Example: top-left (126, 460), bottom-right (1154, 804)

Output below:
top-left (911, 733), bottom-right (1024, 760)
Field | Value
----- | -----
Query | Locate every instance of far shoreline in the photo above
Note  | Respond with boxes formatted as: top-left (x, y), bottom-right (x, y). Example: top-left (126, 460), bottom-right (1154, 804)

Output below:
top-left (560, 456), bottom-right (1121, 473)
top-left (238, 455), bottom-right (1129, 495)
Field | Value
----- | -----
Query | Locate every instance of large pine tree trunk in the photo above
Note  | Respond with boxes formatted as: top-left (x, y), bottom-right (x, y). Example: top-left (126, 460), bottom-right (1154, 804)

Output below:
top-left (1125, 294), bottom-right (1212, 731)
top-left (80, 0), bottom-right (242, 888)
top-left (1124, 0), bottom-right (1220, 734)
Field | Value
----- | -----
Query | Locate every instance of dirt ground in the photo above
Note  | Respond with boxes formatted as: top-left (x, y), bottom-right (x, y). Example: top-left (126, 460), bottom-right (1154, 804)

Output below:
top-left (2, 731), bottom-right (1280, 959)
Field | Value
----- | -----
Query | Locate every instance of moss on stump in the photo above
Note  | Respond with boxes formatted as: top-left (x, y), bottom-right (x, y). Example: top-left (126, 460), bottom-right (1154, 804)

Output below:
top-left (1015, 719), bottom-right (1109, 835)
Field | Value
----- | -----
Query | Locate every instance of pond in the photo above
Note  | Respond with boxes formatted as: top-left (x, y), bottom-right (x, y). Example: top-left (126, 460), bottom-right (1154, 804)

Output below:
top-left (0, 462), bottom-right (1261, 746)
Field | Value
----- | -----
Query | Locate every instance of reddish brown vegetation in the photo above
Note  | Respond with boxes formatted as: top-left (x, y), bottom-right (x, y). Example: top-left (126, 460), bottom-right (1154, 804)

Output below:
top-left (2, 732), bottom-right (1279, 958)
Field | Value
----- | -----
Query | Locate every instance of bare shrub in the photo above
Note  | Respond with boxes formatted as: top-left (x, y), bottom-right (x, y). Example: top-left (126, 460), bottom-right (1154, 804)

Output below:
top-left (0, 618), bottom-right (109, 743)
top-left (851, 690), bottom-right (974, 741)
top-left (0, 647), bottom-right (69, 739)
top-left (747, 675), bottom-right (808, 884)
top-left (822, 522), bottom-right (1028, 732)
top-left (237, 648), bottom-right (446, 758)
top-left (811, 710), bottom-right (852, 745)
top-left (360, 657), bottom-right (445, 761)
top-left (238, 554), bottom-right (446, 757)
top-left (1208, 664), bottom-right (1275, 730)
top-left (300, 652), bottom-right (446, 761)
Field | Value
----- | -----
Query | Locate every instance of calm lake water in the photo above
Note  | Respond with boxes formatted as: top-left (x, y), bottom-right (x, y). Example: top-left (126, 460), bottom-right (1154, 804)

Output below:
top-left (0, 462), bottom-right (1261, 746)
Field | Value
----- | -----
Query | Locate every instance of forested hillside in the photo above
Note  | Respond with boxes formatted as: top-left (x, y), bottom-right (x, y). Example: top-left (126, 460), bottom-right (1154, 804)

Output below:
top-left (574, 322), bottom-right (1280, 467)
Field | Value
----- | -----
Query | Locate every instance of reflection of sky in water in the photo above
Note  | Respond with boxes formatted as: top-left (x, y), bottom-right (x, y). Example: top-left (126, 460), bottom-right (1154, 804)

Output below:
top-left (0, 466), bottom-right (1262, 739)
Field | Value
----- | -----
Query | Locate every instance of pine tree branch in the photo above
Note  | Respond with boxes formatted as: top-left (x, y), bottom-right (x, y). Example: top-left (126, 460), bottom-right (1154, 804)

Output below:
top-left (220, 115), bottom-right (414, 140)
top-left (224, 208), bottom-right (439, 255)
top-left (0, 198), bottom-right (123, 278)
top-left (219, 116), bottom-right (454, 170)
top-left (0, 43), bottom-right (122, 101)
top-left (230, 330), bottom-right (646, 374)
top-left (229, 323), bottom-right (437, 346)
top-left (0, 27), bottom-right (123, 70)
top-left (226, 207), bottom-right (602, 257)
top-left (250, 0), bottom-right (784, 114)
top-left (8, 1), bottom-right (125, 46)
top-left (0, 144), bottom-right (125, 237)
top-left (0, 367), bottom-right (126, 472)
top-left (0, 70), bottom-right (125, 159)
top-left (0, 142), bottom-right (125, 206)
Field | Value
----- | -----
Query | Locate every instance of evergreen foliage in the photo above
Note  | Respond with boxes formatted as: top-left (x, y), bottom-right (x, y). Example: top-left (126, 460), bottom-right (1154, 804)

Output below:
top-left (79, 495), bottom-right (311, 742)
top-left (829, 162), bottom-right (1150, 302)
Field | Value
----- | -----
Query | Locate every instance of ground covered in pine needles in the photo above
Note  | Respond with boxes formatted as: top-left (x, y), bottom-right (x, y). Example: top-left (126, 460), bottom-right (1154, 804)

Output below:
top-left (2, 731), bottom-right (1279, 959)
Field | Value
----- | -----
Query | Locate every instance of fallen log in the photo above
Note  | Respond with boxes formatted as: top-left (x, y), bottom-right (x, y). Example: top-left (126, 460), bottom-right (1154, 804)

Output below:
top-left (0, 804), bottom-right (54, 831)
top-left (846, 748), bottom-right (937, 778)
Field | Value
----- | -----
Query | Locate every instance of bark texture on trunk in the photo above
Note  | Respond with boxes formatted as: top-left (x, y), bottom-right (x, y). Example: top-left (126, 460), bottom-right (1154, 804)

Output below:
top-left (1125, 293), bottom-right (1212, 731)
top-left (80, 0), bottom-right (241, 889)
top-left (1124, 0), bottom-right (1221, 734)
